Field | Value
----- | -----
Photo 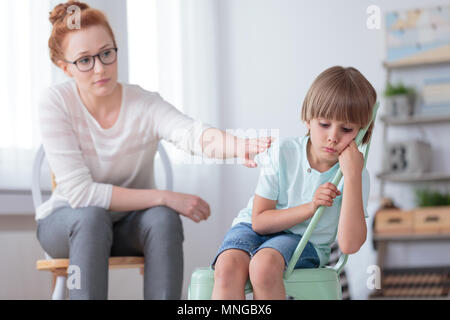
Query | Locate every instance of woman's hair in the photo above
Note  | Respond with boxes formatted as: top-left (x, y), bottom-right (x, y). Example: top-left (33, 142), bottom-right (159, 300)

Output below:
top-left (48, 1), bottom-right (117, 65)
top-left (301, 66), bottom-right (377, 144)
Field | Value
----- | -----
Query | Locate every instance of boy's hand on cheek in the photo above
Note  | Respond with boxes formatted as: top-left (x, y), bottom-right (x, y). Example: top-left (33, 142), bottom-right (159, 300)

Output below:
top-left (338, 141), bottom-right (364, 178)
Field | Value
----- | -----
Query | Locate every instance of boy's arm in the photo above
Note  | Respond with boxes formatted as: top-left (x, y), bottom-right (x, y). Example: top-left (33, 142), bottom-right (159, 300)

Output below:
top-left (251, 195), bottom-right (314, 235)
top-left (336, 140), bottom-right (367, 254)
top-left (336, 174), bottom-right (367, 254)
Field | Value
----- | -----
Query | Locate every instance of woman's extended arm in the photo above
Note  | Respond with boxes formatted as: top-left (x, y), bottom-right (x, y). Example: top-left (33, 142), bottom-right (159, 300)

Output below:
top-left (200, 128), bottom-right (272, 167)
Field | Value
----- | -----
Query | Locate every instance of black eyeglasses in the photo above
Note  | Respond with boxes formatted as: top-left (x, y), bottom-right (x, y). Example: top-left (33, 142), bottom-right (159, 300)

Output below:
top-left (65, 48), bottom-right (118, 72)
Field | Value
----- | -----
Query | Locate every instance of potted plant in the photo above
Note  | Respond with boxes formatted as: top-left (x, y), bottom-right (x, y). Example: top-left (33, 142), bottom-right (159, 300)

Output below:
top-left (414, 189), bottom-right (450, 234)
top-left (384, 82), bottom-right (415, 117)
top-left (415, 189), bottom-right (450, 207)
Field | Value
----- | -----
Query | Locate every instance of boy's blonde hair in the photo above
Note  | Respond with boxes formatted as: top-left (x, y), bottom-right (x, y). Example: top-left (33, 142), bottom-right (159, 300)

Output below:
top-left (301, 66), bottom-right (377, 144)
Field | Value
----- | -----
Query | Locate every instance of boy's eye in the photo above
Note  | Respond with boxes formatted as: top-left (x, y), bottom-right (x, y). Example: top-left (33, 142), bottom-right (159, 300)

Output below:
top-left (319, 122), bottom-right (353, 133)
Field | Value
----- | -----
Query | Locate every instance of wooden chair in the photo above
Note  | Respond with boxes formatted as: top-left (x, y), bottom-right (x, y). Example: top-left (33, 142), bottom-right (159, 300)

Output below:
top-left (32, 143), bottom-right (173, 299)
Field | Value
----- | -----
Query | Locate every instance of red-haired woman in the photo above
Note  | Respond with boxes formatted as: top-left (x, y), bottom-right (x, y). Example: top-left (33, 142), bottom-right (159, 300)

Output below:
top-left (36, 1), bottom-right (271, 299)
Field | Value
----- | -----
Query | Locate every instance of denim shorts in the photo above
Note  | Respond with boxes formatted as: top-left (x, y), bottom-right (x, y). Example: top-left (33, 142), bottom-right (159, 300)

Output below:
top-left (212, 222), bottom-right (320, 269)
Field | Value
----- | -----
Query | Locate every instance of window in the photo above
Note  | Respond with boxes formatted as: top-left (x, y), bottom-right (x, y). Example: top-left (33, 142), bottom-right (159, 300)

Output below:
top-left (0, 0), bottom-right (52, 150)
top-left (127, 0), bottom-right (189, 164)
top-left (127, 0), bottom-right (159, 92)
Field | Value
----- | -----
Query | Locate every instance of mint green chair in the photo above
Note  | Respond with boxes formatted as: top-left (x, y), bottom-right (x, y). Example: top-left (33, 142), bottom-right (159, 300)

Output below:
top-left (189, 103), bottom-right (379, 300)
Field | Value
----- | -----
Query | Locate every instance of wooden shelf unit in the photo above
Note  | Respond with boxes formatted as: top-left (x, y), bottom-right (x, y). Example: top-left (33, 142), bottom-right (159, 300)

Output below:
top-left (373, 48), bottom-right (450, 299)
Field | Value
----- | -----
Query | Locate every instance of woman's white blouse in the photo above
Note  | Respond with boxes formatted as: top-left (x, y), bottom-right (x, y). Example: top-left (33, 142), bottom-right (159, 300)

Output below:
top-left (36, 80), bottom-right (210, 221)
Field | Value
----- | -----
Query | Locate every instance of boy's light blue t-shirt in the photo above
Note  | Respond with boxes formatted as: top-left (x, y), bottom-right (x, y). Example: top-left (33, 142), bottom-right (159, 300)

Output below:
top-left (232, 136), bottom-right (370, 266)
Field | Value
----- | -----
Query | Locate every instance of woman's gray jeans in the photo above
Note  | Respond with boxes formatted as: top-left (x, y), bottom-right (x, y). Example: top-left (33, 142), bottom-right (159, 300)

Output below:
top-left (36, 205), bottom-right (184, 300)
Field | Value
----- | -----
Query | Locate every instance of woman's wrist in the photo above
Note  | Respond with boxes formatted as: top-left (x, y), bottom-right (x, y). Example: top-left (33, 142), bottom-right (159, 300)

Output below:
top-left (235, 137), bottom-right (245, 158)
top-left (158, 189), bottom-right (171, 207)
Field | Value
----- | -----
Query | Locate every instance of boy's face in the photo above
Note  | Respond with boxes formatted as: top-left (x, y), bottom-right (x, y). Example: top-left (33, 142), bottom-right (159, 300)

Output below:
top-left (306, 118), bottom-right (360, 163)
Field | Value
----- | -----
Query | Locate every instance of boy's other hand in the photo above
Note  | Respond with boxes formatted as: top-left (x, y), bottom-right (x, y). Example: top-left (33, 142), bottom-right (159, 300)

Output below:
top-left (309, 182), bottom-right (341, 213)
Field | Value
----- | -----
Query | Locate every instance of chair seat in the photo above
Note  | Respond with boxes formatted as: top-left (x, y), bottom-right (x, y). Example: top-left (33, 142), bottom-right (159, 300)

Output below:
top-left (188, 266), bottom-right (342, 300)
top-left (190, 266), bottom-right (338, 284)
top-left (36, 256), bottom-right (145, 273)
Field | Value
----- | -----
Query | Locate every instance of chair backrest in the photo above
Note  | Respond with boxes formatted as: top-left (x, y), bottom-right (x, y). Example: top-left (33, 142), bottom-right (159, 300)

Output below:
top-left (32, 143), bottom-right (174, 260)
top-left (31, 142), bottom-right (174, 209)
top-left (284, 102), bottom-right (380, 279)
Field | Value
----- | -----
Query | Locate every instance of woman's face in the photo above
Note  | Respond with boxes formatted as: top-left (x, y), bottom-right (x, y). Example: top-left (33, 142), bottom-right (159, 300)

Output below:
top-left (58, 25), bottom-right (118, 97)
top-left (306, 118), bottom-right (360, 164)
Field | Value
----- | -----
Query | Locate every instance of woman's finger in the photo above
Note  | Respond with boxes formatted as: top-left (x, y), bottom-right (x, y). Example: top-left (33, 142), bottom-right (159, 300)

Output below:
top-left (247, 143), bottom-right (269, 154)
top-left (189, 213), bottom-right (201, 223)
top-left (197, 201), bottom-right (210, 220)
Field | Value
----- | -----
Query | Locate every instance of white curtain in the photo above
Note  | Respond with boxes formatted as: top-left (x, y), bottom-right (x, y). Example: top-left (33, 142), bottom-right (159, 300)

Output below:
top-left (128, 0), bottom-right (224, 298)
top-left (155, 1), bottom-right (225, 299)
top-left (152, 0), bottom-right (222, 164)
top-left (0, 0), bottom-right (52, 150)
top-left (0, 1), bottom-right (52, 191)
top-left (0, 0), bottom-right (128, 191)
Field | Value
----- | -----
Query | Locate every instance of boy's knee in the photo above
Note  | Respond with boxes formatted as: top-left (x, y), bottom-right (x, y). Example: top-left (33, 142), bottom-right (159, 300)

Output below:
top-left (249, 249), bottom-right (284, 288)
top-left (214, 250), bottom-right (249, 287)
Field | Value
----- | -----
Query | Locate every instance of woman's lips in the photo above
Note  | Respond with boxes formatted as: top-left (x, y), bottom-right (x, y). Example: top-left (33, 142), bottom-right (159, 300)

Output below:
top-left (94, 78), bottom-right (110, 85)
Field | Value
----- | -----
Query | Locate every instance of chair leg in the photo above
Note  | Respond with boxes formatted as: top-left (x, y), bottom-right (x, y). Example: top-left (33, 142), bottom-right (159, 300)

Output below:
top-left (51, 269), bottom-right (67, 300)
top-left (52, 276), bottom-right (67, 300)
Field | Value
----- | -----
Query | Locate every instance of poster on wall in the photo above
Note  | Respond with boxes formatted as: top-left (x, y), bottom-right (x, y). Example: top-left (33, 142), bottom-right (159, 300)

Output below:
top-left (386, 6), bottom-right (450, 116)
top-left (386, 6), bottom-right (450, 66)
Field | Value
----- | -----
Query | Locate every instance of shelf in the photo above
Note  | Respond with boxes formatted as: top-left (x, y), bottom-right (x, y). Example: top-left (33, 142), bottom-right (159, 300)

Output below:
top-left (376, 172), bottom-right (450, 183)
top-left (383, 58), bottom-right (450, 70)
top-left (373, 233), bottom-right (450, 242)
top-left (383, 48), bottom-right (450, 69)
top-left (368, 265), bottom-right (450, 300)
top-left (380, 114), bottom-right (450, 126)
top-left (369, 296), bottom-right (450, 300)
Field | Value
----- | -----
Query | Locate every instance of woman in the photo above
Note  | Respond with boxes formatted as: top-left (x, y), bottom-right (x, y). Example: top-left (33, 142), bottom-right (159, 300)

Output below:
top-left (37, 1), bottom-right (271, 299)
